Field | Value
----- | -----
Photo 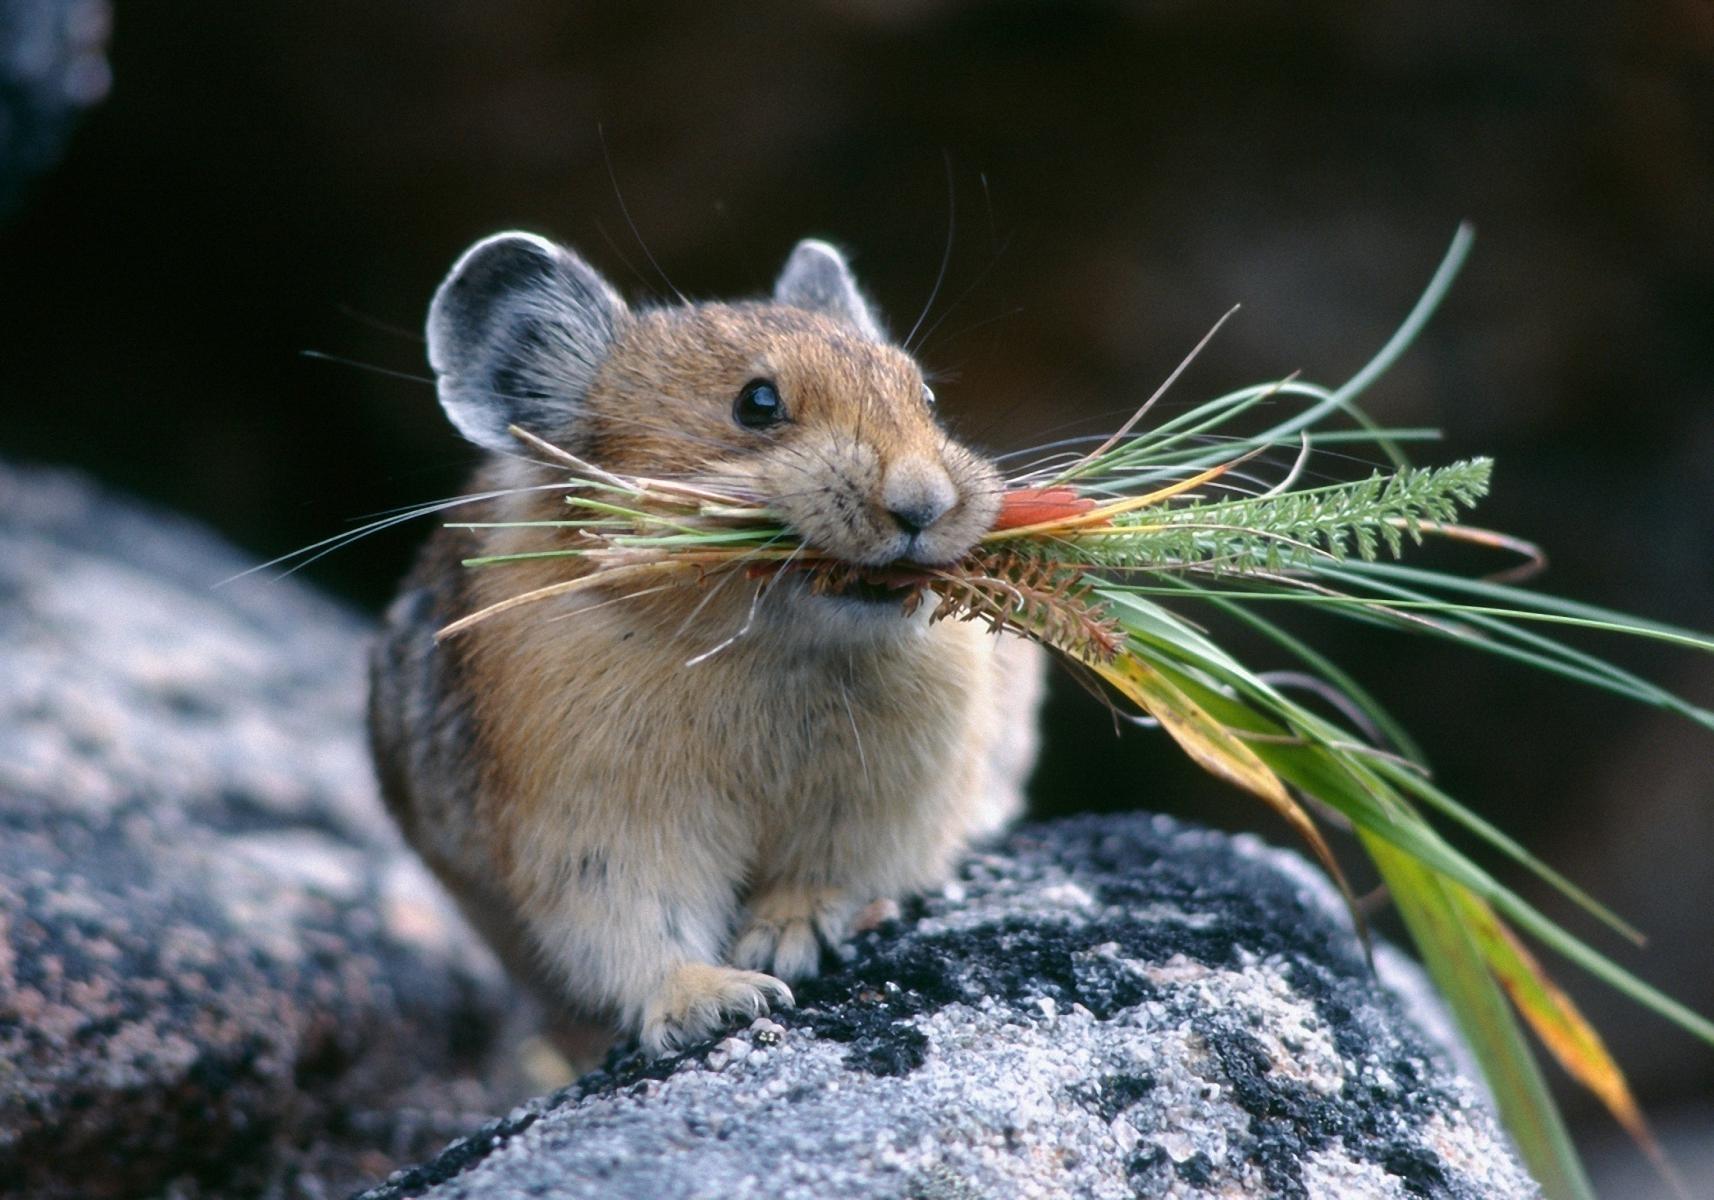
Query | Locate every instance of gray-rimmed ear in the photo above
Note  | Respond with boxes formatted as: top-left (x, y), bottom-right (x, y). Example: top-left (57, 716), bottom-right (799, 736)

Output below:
top-left (772, 239), bottom-right (885, 342)
top-left (426, 232), bottom-right (628, 454)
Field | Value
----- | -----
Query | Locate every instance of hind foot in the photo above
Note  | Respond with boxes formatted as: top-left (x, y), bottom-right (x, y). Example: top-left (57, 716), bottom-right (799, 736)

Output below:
top-left (729, 885), bottom-right (860, 980)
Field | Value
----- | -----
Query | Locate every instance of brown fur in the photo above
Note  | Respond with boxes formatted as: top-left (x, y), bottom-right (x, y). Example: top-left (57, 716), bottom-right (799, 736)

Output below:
top-left (371, 252), bottom-right (1045, 1058)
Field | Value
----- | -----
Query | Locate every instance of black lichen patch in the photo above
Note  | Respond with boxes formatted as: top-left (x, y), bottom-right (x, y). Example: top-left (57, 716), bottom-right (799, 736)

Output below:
top-left (782, 816), bottom-right (1371, 1059)
top-left (354, 1103), bottom-right (547, 1200)
top-left (1175, 1151), bottom-right (1215, 1186)
top-left (1126, 1143), bottom-right (1170, 1190)
top-left (1383, 1143), bottom-right (1452, 1197)
top-left (789, 980), bottom-right (934, 1077)
top-left (1070, 1072), bottom-right (1156, 1123)
top-left (842, 1024), bottom-right (928, 1077)
top-left (790, 818), bottom-right (1478, 1194)
top-left (579, 1046), bottom-right (694, 1094)
top-left (1186, 1016), bottom-right (1470, 1199)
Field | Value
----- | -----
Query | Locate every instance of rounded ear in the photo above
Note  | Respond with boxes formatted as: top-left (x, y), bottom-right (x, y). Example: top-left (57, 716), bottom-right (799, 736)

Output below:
top-left (426, 232), bottom-right (628, 454)
top-left (772, 239), bottom-right (886, 343)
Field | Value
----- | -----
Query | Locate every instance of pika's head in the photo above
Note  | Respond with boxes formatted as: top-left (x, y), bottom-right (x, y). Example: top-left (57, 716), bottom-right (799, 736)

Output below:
top-left (427, 233), bottom-right (1001, 578)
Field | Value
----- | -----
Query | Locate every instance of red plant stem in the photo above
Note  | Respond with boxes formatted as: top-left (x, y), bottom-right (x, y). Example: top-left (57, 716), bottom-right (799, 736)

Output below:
top-left (992, 487), bottom-right (1098, 531)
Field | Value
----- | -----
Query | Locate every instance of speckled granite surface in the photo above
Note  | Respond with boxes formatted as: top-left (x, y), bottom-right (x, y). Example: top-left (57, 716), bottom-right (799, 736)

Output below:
top-left (358, 817), bottom-right (1540, 1200)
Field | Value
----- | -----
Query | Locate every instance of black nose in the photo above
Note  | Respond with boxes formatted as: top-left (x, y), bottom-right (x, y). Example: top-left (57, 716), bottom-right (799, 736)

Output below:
top-left (888, 500), bottom-right (949, 535)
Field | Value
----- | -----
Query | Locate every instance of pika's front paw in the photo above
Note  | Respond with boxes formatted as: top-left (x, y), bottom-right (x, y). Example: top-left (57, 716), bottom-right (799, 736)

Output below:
top-left (640, 963), bottom-right (793, 1055)
top-left (729, 885), bottom-right (858, 980)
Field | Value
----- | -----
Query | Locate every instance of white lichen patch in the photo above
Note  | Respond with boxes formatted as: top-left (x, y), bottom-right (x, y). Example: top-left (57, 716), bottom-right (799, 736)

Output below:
top-left (1419, 1111), bottom-right (1541, 1197)
top-left (1125, 952), bottom-right (1345, 1094)
top-left (1301, 1149), bottom-right (1411, 1199)
top-left (1034, 881), bottom-right (1098, 912)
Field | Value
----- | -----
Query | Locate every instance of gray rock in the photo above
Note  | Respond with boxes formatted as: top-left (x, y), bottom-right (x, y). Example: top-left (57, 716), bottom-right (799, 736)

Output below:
top-left (0, 0), bottom-right (110, 216)
top-left (0, 462), bottom-right (518, 1199)
top-left (358, 817), bottom-right (1540, 1200)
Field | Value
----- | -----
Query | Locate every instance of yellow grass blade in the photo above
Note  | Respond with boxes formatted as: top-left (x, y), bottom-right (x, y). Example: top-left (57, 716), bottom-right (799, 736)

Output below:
top-left (435, 560), bottom-right (700, 640)
top-left (1452, 890), bottom-right (1641, 1128)
top-left (1448, 888), bottom-right (1685, 1196)
top-left (983, 450), bottom-right (1261, 542)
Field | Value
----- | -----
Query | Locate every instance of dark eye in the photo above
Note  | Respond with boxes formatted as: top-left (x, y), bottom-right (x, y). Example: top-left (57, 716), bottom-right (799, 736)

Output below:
top-left (733, 379), bottom-right (787, 430)
top-left (921, 382), bottom-right (936, 406)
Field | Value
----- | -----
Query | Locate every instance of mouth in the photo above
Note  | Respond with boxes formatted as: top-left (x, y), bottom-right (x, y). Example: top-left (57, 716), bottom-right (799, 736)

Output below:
top-left (806, 563), bottom-right (935, 608)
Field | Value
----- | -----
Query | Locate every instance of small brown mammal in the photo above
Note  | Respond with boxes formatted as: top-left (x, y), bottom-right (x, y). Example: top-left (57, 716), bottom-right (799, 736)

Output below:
top-left (370, 232), bottom-right (1044, 1055)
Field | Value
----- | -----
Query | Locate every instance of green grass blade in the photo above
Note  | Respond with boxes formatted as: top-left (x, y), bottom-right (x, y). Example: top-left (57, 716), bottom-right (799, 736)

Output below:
top-left (1145, 572), bottom-right (1429, 764)
top-left (1103, 573), bottom-right (1714, 730)
top-left (1137, 576), bottom-right (1653, 950)
top-left (1309, 566), bottom-right (1714, 729)
top-left (1486, 884), bottom-right (1714, 1047)
top-left (1369, 758), bottom-right (1642, 946)
top-left (1339, 560), bottom-right (1714, 645)
top-left (1249, 223), bottom-right (1473, 464)
top-left (1365, 833), bottom-right (1594, 1200)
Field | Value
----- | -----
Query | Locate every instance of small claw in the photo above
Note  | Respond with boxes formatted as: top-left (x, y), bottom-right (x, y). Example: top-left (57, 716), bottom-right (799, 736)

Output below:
top-left (640, 964), bottom-right (794, 1056)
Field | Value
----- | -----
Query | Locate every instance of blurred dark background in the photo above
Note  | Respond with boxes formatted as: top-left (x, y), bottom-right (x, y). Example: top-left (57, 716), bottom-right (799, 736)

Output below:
top-left (2, 0), bottom-right (1710, 1177)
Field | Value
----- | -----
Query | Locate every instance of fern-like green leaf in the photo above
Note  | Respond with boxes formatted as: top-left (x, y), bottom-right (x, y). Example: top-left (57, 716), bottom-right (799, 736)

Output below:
top-left (1062, 459), bottom-right (1493, 576)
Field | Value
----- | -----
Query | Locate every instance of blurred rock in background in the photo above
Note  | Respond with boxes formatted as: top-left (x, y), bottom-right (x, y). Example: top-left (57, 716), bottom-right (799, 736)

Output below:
top-left (0, 0), bottom-right (1708, 1180)
top-left (0, 0), bottom-right (109, 216)
top-left (0, 462), bottom-right (526, 1198)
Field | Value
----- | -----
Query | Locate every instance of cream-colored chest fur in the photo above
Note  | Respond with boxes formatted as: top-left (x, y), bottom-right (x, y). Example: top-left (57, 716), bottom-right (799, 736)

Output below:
top-left (467, 588), bottom-right (1001, 903)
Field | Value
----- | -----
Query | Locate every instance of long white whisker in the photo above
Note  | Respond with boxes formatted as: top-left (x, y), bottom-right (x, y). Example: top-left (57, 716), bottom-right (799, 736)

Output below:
top-left (220, 483), bottom-right (576, 585)
top-left (671, 563), bottom-right (750, 641)
top-left (839, 675), bottom-right (871, 792)
top-left (684, 579), bottom-right (766, 667)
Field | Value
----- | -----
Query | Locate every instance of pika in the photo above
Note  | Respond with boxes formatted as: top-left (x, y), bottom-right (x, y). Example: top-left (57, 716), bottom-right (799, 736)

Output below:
top-left (369, 231), bottom-right (1045, 1056)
